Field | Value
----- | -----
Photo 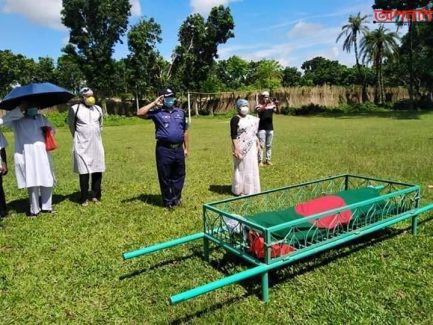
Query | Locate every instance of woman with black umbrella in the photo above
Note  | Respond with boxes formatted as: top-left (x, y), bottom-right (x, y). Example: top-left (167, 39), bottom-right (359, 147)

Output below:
top-left (2, 102), bottom-right (56, 217)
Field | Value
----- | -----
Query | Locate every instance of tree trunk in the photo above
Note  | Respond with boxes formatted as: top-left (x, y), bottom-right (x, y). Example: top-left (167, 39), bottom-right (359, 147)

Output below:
top-left (354, 38), bottom-right (368, 102)
top-left (100, 98), bottom-right (108, 115)
top-left (374, 62), bottom-right (380, 104)
top-left (408, 19), bottom-right (415, 110)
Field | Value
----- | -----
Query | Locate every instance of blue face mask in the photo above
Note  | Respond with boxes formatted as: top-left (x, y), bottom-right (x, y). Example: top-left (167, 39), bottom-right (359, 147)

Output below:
top-left (26, 107), bottom-right (38, 118)
top-left (164, 97), bottom-right (175, 108)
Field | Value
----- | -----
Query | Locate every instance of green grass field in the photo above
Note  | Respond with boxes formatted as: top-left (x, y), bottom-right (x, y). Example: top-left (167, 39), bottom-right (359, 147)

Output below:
top-left (1, 112), bottom-right (433, 323)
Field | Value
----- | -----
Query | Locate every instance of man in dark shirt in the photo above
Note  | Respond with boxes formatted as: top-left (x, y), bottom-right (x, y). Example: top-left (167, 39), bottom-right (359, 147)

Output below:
top-left (137, 88), bottom-right (189, 208)
top-left (256, 91), bottom-right (277, 166)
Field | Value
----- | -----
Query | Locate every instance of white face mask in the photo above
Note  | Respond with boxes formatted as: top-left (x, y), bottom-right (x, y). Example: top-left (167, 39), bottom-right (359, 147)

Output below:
top-left (239, 106), bottom-right (249, 116)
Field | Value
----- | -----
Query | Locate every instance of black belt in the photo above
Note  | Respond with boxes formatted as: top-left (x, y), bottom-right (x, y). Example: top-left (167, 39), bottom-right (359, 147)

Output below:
top-left (157, 141), bottom-right (183, 149)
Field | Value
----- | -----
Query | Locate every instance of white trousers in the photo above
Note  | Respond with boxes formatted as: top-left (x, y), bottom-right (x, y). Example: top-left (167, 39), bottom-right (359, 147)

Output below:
top-left (27, 186), bottom-right (52, 214)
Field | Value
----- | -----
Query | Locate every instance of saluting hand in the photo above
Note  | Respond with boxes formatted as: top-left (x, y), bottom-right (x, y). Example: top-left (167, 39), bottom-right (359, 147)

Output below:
top-left (154, 95), bottom-right (164, 107)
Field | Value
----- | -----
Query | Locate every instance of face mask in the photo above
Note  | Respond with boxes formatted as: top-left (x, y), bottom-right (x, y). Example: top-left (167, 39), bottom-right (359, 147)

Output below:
top-left (84, 96), bottom-right (96, 106)
top-left (26, 107), bottom-right (38, 118)
top-left (164, 97), bottom-right (175, 108)
top-left (239, 106), bottom-right (249, 116)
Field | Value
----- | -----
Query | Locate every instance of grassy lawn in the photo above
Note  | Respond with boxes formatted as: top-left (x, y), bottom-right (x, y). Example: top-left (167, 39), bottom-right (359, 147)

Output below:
top-left (1, 112), bottom-right (433, 323)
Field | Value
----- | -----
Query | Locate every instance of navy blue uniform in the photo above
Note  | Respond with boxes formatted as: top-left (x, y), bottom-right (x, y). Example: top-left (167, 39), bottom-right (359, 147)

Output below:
top-left (148, 107), bottom-right (188, 207)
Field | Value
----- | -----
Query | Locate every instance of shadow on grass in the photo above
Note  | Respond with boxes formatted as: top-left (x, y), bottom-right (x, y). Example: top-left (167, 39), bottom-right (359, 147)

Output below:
top-left (6, 192), bottom-right (82, 215)
top-left (119, 251), bottom-right (203, 281)
top-left (169, 227), bottom-right (413, 323)
top-left (208, 185), bottom-right (233, 196)
top-left (121, 194), bottom-right (163, 207)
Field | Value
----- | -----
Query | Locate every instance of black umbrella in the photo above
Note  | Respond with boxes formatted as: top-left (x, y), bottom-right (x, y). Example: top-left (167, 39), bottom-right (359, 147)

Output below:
top-left (0, 82), bottom-right (75, 110)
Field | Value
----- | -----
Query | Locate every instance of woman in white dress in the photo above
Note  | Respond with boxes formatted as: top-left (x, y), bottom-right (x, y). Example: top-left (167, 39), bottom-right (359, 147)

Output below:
top-left (68, 87), bottom-right (105, 206)
top-left (230, 99), bottom-right (261, 196)
top-left (2, 102), bottom-right (55, 217)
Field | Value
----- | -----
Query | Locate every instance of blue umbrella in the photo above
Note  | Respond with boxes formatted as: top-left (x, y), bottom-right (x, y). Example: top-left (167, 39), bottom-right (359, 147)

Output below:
top-left (0, 82), bottom-right (75, 110)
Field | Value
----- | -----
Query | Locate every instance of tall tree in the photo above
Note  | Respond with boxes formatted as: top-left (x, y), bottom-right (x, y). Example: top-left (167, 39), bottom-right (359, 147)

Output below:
top-left (217, 55), bottom-right (250, 90)
top-left (301, 57), bottom-right (347, 86)
top-left (336, 12), bottom-right (369, 100)
top-left (61, 0), bottom-right (131, 108)
top-left (282, 66), bottom-right (302, 87)
top-left (360, 25), bottom-right (399, 104)
top-left (127, 18), bottom-right (162, 105)
top-left (56, 53), bottom-right (85, 93)
top-left (34, 57), bottom-right (57, 83)
top-left (171, 5), bottom-right (234, 92)
top-left (252, 59), bottom-right (283, 90)
top-left (0, 50), bottom-right (36, 97)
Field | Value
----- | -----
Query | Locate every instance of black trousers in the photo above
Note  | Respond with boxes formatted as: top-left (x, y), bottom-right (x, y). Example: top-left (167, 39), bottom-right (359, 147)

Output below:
top-left (156, 145), bottom-right (185, 207)
top-left (79, 173), bottom-right (103, 201)
top-left (0, 176), bottom-right (6, 216)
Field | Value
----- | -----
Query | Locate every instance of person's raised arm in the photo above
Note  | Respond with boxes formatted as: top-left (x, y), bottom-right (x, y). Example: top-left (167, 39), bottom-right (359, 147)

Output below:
top-left (137, 95), bottom-right (164, 118)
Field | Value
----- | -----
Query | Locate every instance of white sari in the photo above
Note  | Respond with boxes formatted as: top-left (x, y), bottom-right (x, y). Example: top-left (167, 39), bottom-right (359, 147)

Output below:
top-left (232, 114), bottom-right (261, 196)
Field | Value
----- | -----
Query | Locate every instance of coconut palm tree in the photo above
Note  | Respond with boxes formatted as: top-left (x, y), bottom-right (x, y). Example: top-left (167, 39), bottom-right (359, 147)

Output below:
top-left (360, 25), bottom-right (399, 104)
top-left (336, 12), bottom-right (369, 88)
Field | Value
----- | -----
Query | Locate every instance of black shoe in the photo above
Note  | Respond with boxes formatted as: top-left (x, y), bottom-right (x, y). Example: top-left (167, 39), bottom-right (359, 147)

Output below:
top-left (41, 209), bottom-right (55, 214)
top-left (27, 212), bottom-right (39, 218)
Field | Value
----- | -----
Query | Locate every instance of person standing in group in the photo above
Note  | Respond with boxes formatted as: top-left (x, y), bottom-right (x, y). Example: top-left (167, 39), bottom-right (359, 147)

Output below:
top-left (137, 88), bottom-right (189, 209)
top-left (0, 131), bottom-right (8, 218)
top-left (230, 98), bottom-right (261, 196)
top-left (256, 91), bottom-right (277, 166)
top-left (2, 103), bottom-right (56, 217)
top-left (68, 87), bottom-right (105, 206)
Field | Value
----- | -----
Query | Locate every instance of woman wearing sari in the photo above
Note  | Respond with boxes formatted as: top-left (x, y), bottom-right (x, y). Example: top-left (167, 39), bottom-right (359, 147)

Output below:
top-left (230, 99), bottom-right (261, 196)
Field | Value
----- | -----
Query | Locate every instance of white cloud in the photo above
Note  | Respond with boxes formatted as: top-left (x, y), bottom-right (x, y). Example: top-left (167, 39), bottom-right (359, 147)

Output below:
top-left (130, 0), bottom-right (142, 17)
top-left (190, 0), bottom-right (235, 15)
top-left (2, 0), bottom-right (65, 30)
top-left (219, 21), bottom-right (352, 68)
top-left (288, 21), bottom-right (322, 38)
top-left (1, 0), bottom-right (141, 30)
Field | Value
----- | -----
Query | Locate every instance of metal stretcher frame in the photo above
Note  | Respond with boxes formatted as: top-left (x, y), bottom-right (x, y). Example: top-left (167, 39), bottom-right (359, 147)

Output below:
top-left (122, 175), bottom-right (433, 305)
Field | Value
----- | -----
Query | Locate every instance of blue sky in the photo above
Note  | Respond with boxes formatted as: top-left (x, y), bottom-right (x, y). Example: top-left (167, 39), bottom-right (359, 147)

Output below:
top-left (0, 0), bottom-right (386, 69)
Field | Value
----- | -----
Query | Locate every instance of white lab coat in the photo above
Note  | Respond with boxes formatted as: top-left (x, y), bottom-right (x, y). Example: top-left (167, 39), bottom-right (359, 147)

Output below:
top-left (68, 104), bottom-right (105, 174)
top-left (2, 108), bottom-right (55, 189)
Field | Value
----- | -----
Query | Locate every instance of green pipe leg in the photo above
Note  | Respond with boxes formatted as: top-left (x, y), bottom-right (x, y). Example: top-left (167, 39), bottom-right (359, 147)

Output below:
top-left (412, 216), bottom-right (418, 235)
top-left (203, 236), bottom-right (210, 262)
top-left (261, 272), bottom-right (269, 303)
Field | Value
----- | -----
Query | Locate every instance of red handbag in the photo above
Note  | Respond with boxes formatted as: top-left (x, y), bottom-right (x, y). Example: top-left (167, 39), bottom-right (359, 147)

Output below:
top-left (42, 126), bottom-right (58, 151)
top-left (248, 230), bottom-right (296, 259)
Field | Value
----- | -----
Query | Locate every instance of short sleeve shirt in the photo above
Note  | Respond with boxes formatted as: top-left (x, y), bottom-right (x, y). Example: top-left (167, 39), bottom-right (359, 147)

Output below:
top-left (147, 107), bottom-right (188, 143)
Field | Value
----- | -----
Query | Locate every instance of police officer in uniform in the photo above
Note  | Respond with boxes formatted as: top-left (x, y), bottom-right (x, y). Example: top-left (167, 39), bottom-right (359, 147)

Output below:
top-left (137, 88), bottom-right (189, 208)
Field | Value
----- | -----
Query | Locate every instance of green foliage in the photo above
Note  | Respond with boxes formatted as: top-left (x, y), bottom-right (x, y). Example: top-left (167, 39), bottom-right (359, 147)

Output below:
top-left (126, 18), bottom-right (163, 99)
top-left (282, 66), bottom-right (302, 87)
top-left (42, 111), bottom-right (142, 128)
top-left (252, 59), bottom-right (283, 89)
top-left (171, 6), bottom-right (234, 91)
top-left (361, 26), bottom-right (400, 103)
top-left (301, 57), bottom-right (348, 85)
top-left (216, 55), bottom-right (251, 89)
top-left (61, 0), bottom-right (131, 97)
top-left (56, 53), bottom-right (85, 93)
top-left (0, 50), bottom-right (37, 97)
